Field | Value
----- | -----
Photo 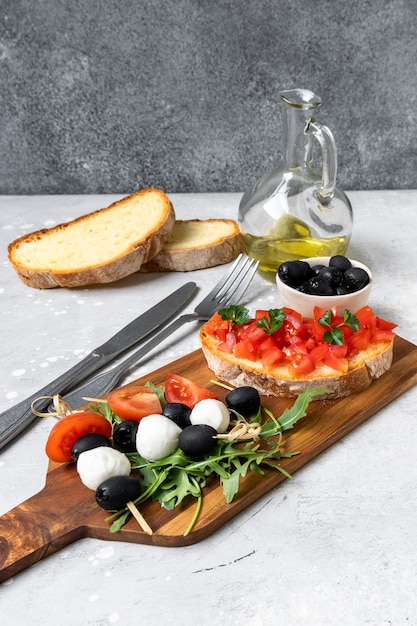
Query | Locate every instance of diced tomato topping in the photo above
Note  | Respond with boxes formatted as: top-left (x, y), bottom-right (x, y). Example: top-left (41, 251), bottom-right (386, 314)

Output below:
top-left (203, 305), bottom-right (396, 377)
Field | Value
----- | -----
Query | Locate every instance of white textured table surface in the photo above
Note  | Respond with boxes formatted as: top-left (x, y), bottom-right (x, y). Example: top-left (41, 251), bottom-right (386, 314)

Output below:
top-left (1, 191), bottom-right (417, 626)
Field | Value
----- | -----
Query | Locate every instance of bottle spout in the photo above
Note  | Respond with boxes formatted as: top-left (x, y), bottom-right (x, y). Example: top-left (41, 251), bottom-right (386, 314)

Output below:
top-left (280, 89), bottom-right (322, 110)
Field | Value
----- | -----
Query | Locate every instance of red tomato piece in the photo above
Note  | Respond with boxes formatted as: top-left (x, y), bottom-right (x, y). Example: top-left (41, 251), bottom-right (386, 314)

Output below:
top-left (375, 317), bottom-right (397, 332)
top-left (204, 312), bottom-right (229, 340)
top-left (165, 374), bottom-right (218, 409)
top-left (255, 309), bottom-right (269, 320)
top-left (355, 306), bottom-right (377, 332)
top-left (45, 411), bottom-right (112, 463)
top-left (107, 384), bottom-right (162, 421)
top-left (234, 339), bottom-right (258, 361)
top-left (309, 342), bottom-right (329, 364)
top-left (348, 328), bottom-right (371, 352)
top-left (371, 329), bottom-right (396, 342)
top-left (288, 353), bottom-right (316, 377)
top-left (217, 331), bottom-right (236, 353)
top-left (323, 344), bottom-right (349, 373)
top-left (261, 345), bottom-right (284, 367)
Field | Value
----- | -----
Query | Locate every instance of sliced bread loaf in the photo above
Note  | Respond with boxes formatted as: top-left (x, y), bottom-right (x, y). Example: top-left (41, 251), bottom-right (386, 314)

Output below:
top-left (8, 188), bottom-right (176, 288)
top-left (140, 218), bottom-right (242, 272)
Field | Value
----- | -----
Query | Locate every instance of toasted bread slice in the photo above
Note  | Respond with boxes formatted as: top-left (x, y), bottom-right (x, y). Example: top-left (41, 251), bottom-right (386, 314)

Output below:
top-left (200, 326), bottom-right (394, 399)
top-left (140, 219), bottom-right (242, 272)
top-left (8, 188), bottom-right (175, 288)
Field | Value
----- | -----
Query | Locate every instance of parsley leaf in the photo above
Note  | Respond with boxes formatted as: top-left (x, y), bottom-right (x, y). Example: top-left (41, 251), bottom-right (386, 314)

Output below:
top-left (257, 308), bottom-right (286, 335)
top-left (319, 308), bottom-right (359, 345)
top-left (218, 305), bottom-right (251, 326)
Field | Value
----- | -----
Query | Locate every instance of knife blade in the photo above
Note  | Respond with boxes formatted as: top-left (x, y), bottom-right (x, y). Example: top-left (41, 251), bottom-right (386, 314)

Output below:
top-left (0, 281), bottom-right (197, 450)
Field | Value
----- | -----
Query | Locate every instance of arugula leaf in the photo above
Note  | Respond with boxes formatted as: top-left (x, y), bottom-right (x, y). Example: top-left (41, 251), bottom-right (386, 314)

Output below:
top-left (96, 388), bottom-right (327, 536)
top-left (276, 388), bottom-right (332, 430)
top-left (218, 305), bottom-right (251, 326)
top-left (257, 308), bottom-right (286, 335)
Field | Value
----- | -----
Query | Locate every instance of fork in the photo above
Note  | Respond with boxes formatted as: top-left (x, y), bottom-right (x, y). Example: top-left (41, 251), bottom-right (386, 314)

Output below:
top-left (60, 253), bottom-right (259, 409)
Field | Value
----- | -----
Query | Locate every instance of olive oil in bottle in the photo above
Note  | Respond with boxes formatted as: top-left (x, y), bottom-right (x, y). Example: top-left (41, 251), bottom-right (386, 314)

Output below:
top-left (242, 213), bottom-right (349, 276)
top-left (238, 89), bottom-right (353, 279)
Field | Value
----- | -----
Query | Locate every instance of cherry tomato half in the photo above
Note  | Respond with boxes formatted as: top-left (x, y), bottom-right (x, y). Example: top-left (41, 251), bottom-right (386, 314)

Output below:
top-left (45, 411), bottom-right (112, 463)
top-left (165, 374), bottom-right (218, 409)
top-left (106, 384), bottom-right (162, 421)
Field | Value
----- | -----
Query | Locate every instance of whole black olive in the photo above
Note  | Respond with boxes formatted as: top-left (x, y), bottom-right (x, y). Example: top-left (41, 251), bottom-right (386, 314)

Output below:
top-left (329, 255), bottom-right (352, 272)
top-left (307, 275), bottom-right (335, 296)
top-left (96, 475), bottom-right (142, 510)
top-left (113, 420), bottom-right (139, 453)
top-left (71, 433), bottom-right (111, 462)
top-left (178, 424), bottom-right (218, 456)
top-left (225, 386), bottom-right (261, 417)
top-left (162, 402), bottom-right (192, 429)
top-left (278, 260), bottom-right (310, 287)
top-left (343, 267), bottom-right (370, 292)
top-left (318, 266), bottom-right (343, 289)
top-left (309, 264), bottom-right (325, 277)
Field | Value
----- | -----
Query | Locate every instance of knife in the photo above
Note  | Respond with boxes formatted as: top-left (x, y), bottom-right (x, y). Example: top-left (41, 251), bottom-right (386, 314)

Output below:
top-left (0, 282), bottom-right (197, 450)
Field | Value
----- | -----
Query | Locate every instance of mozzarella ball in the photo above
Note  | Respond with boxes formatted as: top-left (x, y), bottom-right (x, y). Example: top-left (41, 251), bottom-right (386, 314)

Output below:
top-left (136, 414), bottom-right (182, 461)
top-left (77, 446), bottom-right (131, 490)
top-left (190, 398), bottom-right (230, 433)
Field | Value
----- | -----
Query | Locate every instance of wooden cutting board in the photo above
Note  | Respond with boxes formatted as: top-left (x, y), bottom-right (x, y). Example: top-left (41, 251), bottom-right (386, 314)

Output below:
top-left (1, 335), bottom-right (417, 583)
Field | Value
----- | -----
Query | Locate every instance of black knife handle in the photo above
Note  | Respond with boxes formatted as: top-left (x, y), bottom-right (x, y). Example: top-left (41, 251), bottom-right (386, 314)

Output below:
top-left (0, 351), bottom-right (105, 450)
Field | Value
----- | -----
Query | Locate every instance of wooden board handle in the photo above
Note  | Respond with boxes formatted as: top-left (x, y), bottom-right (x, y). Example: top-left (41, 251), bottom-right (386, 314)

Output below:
top-left (0, 464), bottom-right (94, 582)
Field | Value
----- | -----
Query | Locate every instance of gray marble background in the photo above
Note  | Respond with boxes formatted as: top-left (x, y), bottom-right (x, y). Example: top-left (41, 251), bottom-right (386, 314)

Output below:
top-left (0, 0), bottom-right (416, 195)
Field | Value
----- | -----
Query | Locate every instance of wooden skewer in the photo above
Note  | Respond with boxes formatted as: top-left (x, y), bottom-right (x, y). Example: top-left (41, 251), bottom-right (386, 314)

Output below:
top-left (126, 501), bottom-right (153, 535)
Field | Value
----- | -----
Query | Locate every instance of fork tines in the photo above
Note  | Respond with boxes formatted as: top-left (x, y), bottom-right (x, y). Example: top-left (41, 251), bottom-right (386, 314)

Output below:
top-left (212, 253), bottom-right (259, 307)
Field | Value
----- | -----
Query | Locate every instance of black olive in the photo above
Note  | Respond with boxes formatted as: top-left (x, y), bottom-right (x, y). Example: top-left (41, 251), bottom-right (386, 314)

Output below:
top-left (343, 267), bottom-right (370, 292)
top-left (225, 386), bottom-right (261, 417)
top-left (307, 275), bottom-right (335, 296)
top-left (278, 260), bottom-right (310, 287)
top-left (309, 264), bottom-right (325, 277)
top-left (318, 266), bottom-right (343, 288)
top-left (71, 433), bottom-right (111, 462)
top-left (96, 475), bottom-right (142, 510)
top-left (335, 284), bottom-right (352, 295)
top-left (178, 424), bottom-right (218, 456)
top-left (329, 255), bottom-right (352, 272)
top-left (113, 420), bottom-right (139, 453)
top-left (295, 282), bottom-right (310, 293)
top-left (162, 402), bottom-right (192, 429)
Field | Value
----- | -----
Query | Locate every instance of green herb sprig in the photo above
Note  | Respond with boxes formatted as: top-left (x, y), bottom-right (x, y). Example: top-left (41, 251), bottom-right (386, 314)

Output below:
top-left (319, 309), bottom-right (359, 345)
top-left (256, 308), bottom-right (286, 335)
top-left (218, 305), bottom-right (251, 326)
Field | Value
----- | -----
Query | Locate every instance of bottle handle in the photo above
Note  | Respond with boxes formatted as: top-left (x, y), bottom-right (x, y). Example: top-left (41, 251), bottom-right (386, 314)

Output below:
top-left (306, 119), bottom-right (337, 206)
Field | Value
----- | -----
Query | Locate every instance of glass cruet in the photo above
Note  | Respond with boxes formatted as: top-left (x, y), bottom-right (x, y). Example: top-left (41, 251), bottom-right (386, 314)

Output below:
top-left (238, 88), bottom-right (353, 278)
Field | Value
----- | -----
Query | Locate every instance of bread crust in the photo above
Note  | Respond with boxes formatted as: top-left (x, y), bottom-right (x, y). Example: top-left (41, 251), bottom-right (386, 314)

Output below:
top-left (140, 219), bottom-right (243, 272)
top-left (200, 326), bottom-right (394, 399)
top-left (8, 188), bottom-right (176, 289)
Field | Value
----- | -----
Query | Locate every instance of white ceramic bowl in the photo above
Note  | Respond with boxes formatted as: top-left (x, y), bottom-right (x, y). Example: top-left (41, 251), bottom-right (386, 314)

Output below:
top-left (276, 256), bottom-right (372, 318)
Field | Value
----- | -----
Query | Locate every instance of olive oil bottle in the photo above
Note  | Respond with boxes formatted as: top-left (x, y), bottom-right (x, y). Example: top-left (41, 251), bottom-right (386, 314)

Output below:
top-left (238, 89), bottom-right (353, 279)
